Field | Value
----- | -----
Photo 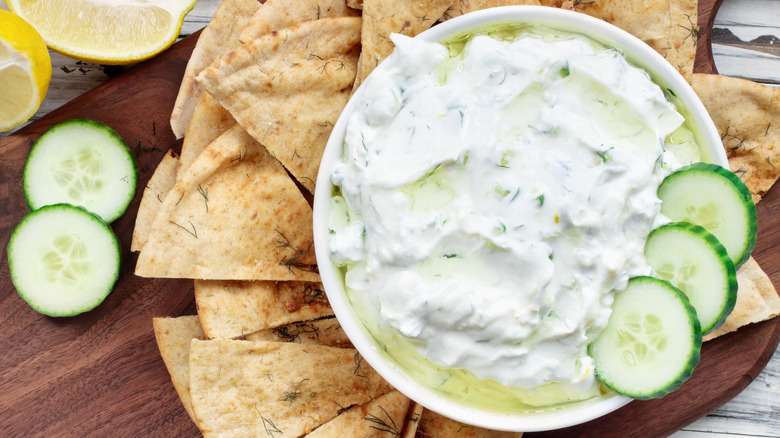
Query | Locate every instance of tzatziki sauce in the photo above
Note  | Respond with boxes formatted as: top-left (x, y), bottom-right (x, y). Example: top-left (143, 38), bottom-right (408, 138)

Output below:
top-left (328, 26), bottom-right (701, 408)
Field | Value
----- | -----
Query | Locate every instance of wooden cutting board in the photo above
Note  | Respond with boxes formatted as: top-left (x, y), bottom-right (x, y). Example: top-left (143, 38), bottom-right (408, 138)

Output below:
top-left (1, 0), bottom-right (777, 436)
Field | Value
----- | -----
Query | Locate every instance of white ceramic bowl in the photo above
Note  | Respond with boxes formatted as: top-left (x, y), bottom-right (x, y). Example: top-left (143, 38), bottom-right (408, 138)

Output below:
top-left (313, 5), bottom-right (726, 432)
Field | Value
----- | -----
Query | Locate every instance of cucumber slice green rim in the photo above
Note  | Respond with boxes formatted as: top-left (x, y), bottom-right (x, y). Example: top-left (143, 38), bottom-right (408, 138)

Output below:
top-left (589, 276), bottom-right (702, 400)
top-left (6, 204), bottom-right (121, 317)
top-left (657, 163), bottom-right (757, 269)
top-left (645, 222), bottom-right (737, 334)
top-left (22, 118), bottom-right (138, 223)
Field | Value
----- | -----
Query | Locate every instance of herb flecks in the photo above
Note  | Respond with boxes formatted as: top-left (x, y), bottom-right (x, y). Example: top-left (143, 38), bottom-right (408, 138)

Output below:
top-left (679, 14), bottom-right (699, 47)
top-left (364, 406), bottom-right (400, 437)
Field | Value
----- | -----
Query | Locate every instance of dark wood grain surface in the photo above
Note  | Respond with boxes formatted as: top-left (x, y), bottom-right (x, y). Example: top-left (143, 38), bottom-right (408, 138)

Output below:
top-left (0, 1), bottom-right (778, 436)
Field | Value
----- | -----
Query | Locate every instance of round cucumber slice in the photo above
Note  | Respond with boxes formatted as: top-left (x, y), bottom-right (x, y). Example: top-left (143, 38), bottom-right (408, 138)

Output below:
top-left (589, 276), bottom-right (701, 400)
top-left (657, 163), bottom-right (756, 269)
top-left (645, 222), bottom-right (737, 334)
top-left (7, 204), bottom-right (121, 317)
top-left (23, 119), bottom-right (138, 223)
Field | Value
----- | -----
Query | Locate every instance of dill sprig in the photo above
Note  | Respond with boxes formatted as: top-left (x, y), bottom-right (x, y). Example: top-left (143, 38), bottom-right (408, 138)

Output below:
top-left (273, 323), bottom-right (319, 343)
top-left (197, 185), bottom-right (209, 212)
top-left (303, 284), bottom-right (326, 304)
top-left (679, 13), bottom-right (699, 47)
top-left (170, 220), bottom-right (197, 238)
top-left (354, 352), bottom-right (368, 379)
top-left (275, 230), bottom-right (318, 273)
top-left (259, 413), bottom-right (282, 437)
top-left (363, 406), bottom-right (400, 436)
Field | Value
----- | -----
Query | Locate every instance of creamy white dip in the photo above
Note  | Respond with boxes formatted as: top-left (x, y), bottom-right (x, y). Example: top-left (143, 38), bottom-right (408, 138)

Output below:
top-left (328, 27), bottom-right (700, 403)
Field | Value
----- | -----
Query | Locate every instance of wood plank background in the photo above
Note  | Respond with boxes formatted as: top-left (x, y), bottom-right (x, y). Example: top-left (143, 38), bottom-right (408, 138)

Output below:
top-left (0, 0), bottom-right (778, 437)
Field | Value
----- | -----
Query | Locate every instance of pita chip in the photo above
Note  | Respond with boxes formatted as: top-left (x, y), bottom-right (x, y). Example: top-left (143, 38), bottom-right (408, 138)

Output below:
top-left (401, 402), bottom-right (424, 438)
top-left (197, 17), bottom-right (362, 193)
top-left (692, 73), bottom-right (780, 203)
top-left (704, 257), bottom-right (780, 341)
top-left (245, 316), bottom-right (352, 348)
top-left (131, 149), bottom-right (179, 252)
top-left (356, 0), bottom-right (458, 87)
top-left (178, 93), bottom-right (237, 181)
top-left (416, 409), bottom-right (523, 437)
top-left (442, 0), bottom-right (541, 20)
top-left (542, 0), bottom-right (698, 82)
top-left (194, 280), bottom-right (333, 339)
top-left (239, 0), bottom-right (360, 44)
top-left (188, 339), bottom-right (394, 437)
top-left (152, 315), bottom-right (206, 424)
top-left (307, 390), bottom-right (411, 437)
top-left (135, 125), bottom-right (319, 281)
top-left (170, 0), bottom-right (262, 139)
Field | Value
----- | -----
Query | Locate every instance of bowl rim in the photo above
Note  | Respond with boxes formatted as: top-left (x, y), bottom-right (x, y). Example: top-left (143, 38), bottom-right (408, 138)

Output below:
top-left (313, 5), bottom-right (726, 432)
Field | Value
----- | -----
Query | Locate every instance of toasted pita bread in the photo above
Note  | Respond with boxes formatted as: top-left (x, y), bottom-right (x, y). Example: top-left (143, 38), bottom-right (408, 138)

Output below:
top-left (131, 149), bottom-right (179, 252)
top-left (692, 73), bottom-right (780, 203)
top-left (197, 17), bottom-right (362, 193)
top-left (189, 339), bottom-right (394, 437)
top-left (170, 0), bottom-right (261, 139)
top-left (245, 316), bottom-right (352, 348)
top-left (442, 0), bottom-right (541, 20)
top-left (356, 0), bottom-right (458, 88)
top-left (152, 316), bottom-right (205, 424)
top-left (194, 280), bottom-right (333, 339)
top-left (135, 125), bottom-right (319, 281)
top-left (542, 0), bottom-right (697, 82)
top-left (416, 409), bottom-right (523, 437)
top-left (240, 0), bottom-right (360, 44)
top-left (307, 390), bottom-right (411, 437)
top-left (401, 402), bottom-right (424, 438)
top-left (178, 93), bottom-right (237, 182)
top-left (704, 257), bottom-right (780, 341)
top-left (346, 0), bottom-right (364, 9)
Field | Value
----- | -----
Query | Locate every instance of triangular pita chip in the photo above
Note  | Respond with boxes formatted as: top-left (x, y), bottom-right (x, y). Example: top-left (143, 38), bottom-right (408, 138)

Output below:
top-left (307, 390), bottom-right (411, 437)
top-left (542, 0), bottom-right (698, 82)
top-left (245, 316), bottom-right (352, 348)
top-left (356, 0), bottom-right (458, 87)
top-left (170, 0), bottom-right (262, 139)
top-left (197, 17), bottom-right (362, 193)
top-left (131, 149), bottom-right (179, 252)
top-left (152, 315), bottom-right (206, 424)
top-left (346, 0), bottom-right (363, 9)
top-left (401, 402), bottom-right (424, 438)
top-left (135, 125), bottom-right (319, 281)
top-left (239, 0), bottom-right (360, 44)
top-left (194, 280), bottom-right (333, 339)
top-left (442, 0), bottom-right (541, 20)
top-left (704, 257), bottom-right (780, 341)
top-left (178, 93), bottom-right (237, 181)
top-left (416, 409), bottom-right (523, 437)
top-left (692, 73), bottom-right (780, 203)
top-left (188, 339), bottom-right (394, 437)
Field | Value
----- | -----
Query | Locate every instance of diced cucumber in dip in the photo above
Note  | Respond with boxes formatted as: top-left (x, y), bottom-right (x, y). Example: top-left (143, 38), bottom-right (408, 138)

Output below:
top-left (329, 26), bottom-right (703, 410)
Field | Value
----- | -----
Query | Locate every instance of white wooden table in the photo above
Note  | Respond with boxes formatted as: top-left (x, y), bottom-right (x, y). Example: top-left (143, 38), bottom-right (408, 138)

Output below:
top-left (1, 0), bottom-right (777, 436)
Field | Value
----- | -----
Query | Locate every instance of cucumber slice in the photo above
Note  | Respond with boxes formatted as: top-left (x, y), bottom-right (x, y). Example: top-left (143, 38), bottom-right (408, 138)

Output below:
top-left (23, 119), bottom-right (138, 223)
top-left (7, 204), bottom-right (121, 317)
top-left (657, 163), bottom-right (756, 268)
top-left (589, 276), bottom-right (701, 400)
top-left (645, 222), bottom-right (737, 334)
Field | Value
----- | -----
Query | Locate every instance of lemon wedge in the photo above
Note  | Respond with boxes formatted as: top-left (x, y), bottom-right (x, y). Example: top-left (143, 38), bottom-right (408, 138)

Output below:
top-left (0, 10), bottom-right (51, 133)
top-left (6, 0), bottom-right (197, 65)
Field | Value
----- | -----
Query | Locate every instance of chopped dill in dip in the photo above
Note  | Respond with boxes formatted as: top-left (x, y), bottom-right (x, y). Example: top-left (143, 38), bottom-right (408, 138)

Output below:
top-left (328, 25), bottom-right (701, 410)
